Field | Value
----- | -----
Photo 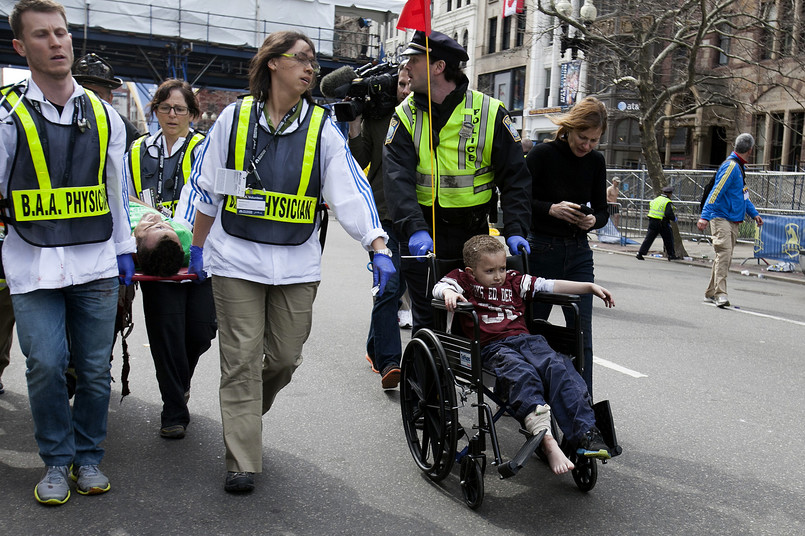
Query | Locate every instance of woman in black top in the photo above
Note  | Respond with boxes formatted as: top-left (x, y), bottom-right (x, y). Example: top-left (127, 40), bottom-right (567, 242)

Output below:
top-left (526, 96), bottom-right (609, 395)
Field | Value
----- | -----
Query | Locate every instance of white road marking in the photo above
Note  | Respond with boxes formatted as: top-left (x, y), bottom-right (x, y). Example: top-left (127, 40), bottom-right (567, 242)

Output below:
top-left (726, 305), bottom-right (805, 327)
top-left (593, 356), bottom-right (648, 378)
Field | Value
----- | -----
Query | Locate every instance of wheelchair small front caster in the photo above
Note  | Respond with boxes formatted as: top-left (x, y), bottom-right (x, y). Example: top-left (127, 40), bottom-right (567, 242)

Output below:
top-left (571, 456), bottom-right (598, 492)
top-left (460, 456), bottom-right (485, 509)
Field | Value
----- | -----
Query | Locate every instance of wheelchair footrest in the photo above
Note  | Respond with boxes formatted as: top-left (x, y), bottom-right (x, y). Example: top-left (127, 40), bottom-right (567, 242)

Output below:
top-left (497, 429), bottom-right (546, 479)
top-left (593, 399), bottom-right (623, 458)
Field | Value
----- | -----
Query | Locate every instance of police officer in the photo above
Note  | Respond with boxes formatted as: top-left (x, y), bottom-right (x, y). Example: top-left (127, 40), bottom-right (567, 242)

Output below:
top-left (0, 0), bottom-right (135, 505)
top-left (383, 30), bottom-right (531, 332)
top-left (636, 185), bottom-right (679, 261)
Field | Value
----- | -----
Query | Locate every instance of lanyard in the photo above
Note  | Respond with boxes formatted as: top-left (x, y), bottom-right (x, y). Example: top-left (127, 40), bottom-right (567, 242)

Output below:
top-left (29, 94), bottom-right (86, 186)
top-left (246, 101), bottom-right (298, 188)
top-left (153, 131), bottom-right (192, 203)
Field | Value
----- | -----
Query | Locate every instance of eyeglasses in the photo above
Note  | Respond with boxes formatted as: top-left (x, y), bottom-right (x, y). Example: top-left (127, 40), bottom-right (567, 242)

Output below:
top-left (279, 53), bottom-right (320, 74)
top-left (156, 104), bottom-right (189, 116)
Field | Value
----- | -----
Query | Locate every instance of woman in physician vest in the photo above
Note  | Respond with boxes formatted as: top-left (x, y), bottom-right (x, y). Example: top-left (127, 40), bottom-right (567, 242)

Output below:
top-left (123, 79), bottom-right (216, 440)
top-left (186, 31), bottom-right (394, 493)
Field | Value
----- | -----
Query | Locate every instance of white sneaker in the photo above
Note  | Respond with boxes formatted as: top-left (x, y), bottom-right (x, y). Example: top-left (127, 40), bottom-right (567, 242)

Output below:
top-left (398, 309), bottom-right (412, 329)
top-left (715, 296), bottom-right (730, 308)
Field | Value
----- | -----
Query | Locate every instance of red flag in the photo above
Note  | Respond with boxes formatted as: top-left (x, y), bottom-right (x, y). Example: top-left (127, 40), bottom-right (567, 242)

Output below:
top-left (397, 0), bottom-right (431, 34)
top-left (503, 0), bottom-right (524, 18)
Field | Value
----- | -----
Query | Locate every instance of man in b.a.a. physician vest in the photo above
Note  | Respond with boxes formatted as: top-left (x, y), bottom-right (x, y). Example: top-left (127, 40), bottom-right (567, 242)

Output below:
top-left (0, 84), bottom-right (112, 247)
top-left (220, 95), bottom-right (326, 245)
top-left (127, 130), bottom-right (205, 218)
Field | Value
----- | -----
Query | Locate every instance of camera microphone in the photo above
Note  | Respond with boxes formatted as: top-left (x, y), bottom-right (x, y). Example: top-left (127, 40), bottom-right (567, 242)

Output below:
top-left (320, 65), bottom-right (358, 99)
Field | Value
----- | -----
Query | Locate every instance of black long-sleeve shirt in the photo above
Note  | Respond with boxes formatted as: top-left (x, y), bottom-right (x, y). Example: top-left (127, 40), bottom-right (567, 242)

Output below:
top-left (526, 138), bottom-right (608, 238)
top-left (383, 77), bottom-right (531, 242)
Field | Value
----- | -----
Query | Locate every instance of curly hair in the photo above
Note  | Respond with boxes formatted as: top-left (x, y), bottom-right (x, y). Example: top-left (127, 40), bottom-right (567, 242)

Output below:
top-left (552, 96), bottom-right (608, 141)
top-left (462, 234), bottom-right (505, 270)
top-left (136, 235), bottom-right (184, 277)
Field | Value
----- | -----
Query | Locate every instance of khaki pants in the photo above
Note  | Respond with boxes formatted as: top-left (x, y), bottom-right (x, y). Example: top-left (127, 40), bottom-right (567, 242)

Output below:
top-left (212, 276), bottom-right (319, 473)
top-left (705, 218), bottom-right (738, 299)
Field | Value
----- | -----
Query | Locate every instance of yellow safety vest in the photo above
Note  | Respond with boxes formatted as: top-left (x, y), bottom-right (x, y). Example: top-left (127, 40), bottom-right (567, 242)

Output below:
top-left (648, 195), bottom-right (671, 220)
top-left (395, 89), bottom-right (499, 208)
top-left (128, 131), bottom-right (205, 217)
top-left (1, 85), bottom-right (112, 247)
top-left (221, 97), bottom-right (326, 245)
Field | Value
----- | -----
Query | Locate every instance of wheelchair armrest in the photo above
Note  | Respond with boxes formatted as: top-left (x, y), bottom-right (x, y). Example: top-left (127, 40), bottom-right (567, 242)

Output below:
top-left (430, 299), bottom-right (476, 313)
top-left (529, 292), bottom-right (581, 306)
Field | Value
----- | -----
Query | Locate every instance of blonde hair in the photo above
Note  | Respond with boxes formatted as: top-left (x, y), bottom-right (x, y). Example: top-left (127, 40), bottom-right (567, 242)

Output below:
top-left (552, 96), bottom-right (608, 141)
top-left (463, 235), bottom-right (505, 269)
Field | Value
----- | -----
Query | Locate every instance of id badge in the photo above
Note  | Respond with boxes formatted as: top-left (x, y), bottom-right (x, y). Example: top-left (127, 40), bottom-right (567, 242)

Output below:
top-left (140, 187), bottom-right (156, 208)
top-left (214, 168), bottom-right (247, 197)
top-left (743, 187), bottom-right (750, 200)
top-left (236, 193), bottom-right (267, 216)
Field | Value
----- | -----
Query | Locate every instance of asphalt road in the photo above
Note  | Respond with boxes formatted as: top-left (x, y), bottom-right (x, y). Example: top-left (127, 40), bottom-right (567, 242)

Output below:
top-left (2, 222), bottom-right (804, 535)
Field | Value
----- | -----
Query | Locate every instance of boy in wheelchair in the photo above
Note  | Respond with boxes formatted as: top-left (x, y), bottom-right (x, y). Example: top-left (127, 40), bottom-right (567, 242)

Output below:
top-left (432, 235), bottom-right (614, 475)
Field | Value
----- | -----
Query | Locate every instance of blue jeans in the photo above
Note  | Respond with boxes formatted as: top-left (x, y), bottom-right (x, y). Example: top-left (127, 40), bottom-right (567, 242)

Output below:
top-left (527, 234), bottom-right (595, 395)
top-left (366, 221), bottom-right (403, 371)
top-left (12, 277), bottom-right (118, 467)
top-left (483, 334), bottom-right (595, 444)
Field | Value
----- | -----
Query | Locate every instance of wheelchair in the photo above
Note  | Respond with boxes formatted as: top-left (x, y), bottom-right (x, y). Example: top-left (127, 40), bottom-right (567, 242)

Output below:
top-left (399, 253), bottom-right (622, 509)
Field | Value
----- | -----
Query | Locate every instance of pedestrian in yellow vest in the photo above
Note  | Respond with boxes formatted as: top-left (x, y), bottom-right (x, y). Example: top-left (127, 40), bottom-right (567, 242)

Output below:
top-left (636, 185), bottom-right (679, 260)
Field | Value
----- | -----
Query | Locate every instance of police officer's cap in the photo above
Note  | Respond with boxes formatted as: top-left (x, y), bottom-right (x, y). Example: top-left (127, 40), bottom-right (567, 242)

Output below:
top-left (662, 185), bottom-right (674, 194)
top-left (402, 31), bottom-right (469, 65)
top-left (72, 53), bottom-right (123, 89)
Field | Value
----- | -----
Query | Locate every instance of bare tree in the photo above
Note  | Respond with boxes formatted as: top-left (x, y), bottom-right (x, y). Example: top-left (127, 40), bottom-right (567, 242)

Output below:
top-left (536, 0), bottom-right (805, 255)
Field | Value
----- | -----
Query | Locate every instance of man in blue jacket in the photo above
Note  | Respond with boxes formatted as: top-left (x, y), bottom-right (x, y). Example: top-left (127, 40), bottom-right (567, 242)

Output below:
top-left (697, 133), bottom-right (763, 307)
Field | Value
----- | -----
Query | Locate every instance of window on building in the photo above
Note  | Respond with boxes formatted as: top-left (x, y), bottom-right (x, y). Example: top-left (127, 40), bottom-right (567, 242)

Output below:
top-left (457, 0), bottom-right (462, 7)
top-left (770, 111), bottom-right (785, 170)
top-left (614, 119), bottom-right (640, 145)
top-left (463, 30), bottom-right (469, 61)
top-left (478, 68), bottom-right (526, 112)
top-left (488, 17), bottom-right (498, 54)
top-left (715, 24), bottom-right (730, 66)
top-left (754, 113), bottom-right (767, 165)
top-left (788, 112), bottom-right (804, 170)
top-left (543, 68), bottom-right (551, 108)
top-left (502, 16), bottom-right (512, 51)
top-left (760, 1), bottom-right (779, 60)
top-left (447, 0), bottom-right (451, 12)
top-left (516, 8), bottom-right (527, 48)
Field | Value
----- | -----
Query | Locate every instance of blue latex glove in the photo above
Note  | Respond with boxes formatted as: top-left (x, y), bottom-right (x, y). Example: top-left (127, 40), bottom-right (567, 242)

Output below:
top-left (408, 230), bottom-right (433, 262)
top-left (188, 245), bottom-right (207, 283)
top-left (371, 252), bottom-right (395, 297)
top-left (117, 253), bottom-right (135, 286)
top-left (506, 235), bottom-right (530, 255)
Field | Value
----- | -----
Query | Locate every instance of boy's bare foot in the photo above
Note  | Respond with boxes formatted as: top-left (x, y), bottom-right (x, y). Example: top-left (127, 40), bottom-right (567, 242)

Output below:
top-left (541, 434), bottom-right (574, 475)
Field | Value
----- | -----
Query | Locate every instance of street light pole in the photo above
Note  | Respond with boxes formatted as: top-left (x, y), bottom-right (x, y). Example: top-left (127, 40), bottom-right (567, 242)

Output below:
top-left (555, 0), bottom-right (597, 60)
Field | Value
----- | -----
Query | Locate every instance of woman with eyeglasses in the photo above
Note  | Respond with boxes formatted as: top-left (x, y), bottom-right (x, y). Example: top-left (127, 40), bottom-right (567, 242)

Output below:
top-left (186, 31), bottom-right (393, 493)
top-left (123, 78), bottom-right (217, 441)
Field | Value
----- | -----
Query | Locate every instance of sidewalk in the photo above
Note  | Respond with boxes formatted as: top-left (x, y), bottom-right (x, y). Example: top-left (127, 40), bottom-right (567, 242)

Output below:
top-left (591, 235), bottom-right (805, 285)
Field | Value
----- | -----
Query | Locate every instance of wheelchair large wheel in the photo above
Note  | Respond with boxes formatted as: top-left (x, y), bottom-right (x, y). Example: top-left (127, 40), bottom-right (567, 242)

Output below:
top-left (400, 331), bottom-right (458, 482)
top-left (571, 456), bottom-right (598, 492)
top-left (459, 456), bottom-right (485, 509)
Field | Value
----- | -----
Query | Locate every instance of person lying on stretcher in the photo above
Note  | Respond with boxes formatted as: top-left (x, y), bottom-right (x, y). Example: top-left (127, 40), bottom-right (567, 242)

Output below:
top-left (130, 200), bottom-right (192, 277)
top-left (432, 234), bottom-right (614, 475)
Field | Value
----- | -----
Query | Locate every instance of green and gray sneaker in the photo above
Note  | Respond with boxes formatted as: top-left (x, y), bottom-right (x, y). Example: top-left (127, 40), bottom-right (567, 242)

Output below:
top-left (70, 464), bottom-right (111, 495)
top-left (34, 466), bottom-right (71, 505)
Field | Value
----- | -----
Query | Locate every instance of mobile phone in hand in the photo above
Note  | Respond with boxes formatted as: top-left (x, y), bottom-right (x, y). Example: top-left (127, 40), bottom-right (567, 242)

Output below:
top-left (578, 204), bottom-right (594, 215)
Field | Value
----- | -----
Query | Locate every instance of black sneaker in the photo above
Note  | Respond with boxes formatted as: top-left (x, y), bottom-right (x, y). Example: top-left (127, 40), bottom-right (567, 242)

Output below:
top-left (577, 428), bottom-right (611, 459)
top-left (224, 471), bottom-right (255, 493)
top-left (0, 379), bottom-right (4, 395)
top-left (380, 364), bottom-right (401, 389)
top-left (635, 253), bottom-right (644, 260)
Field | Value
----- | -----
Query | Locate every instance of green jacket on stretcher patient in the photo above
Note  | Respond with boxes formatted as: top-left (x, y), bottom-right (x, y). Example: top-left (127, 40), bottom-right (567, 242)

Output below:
top-left (130, 201), bottom-right (192, 276)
